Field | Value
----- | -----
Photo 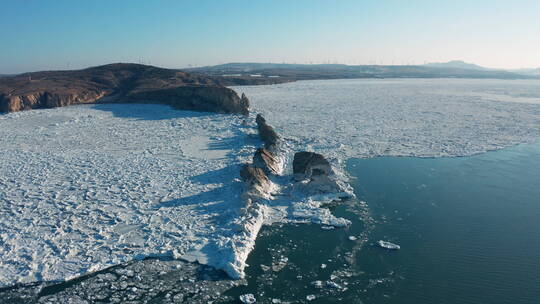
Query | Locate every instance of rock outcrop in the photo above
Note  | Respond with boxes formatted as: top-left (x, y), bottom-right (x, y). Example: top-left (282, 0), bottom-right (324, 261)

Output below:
top-left (252, 148), bottom-right (281, 175)
top-left (293, 151), bottom-right (334, 177)
top-left (240, 165), bottom-right (273, 199)
top-left (126, 86), bottom-right (249, 115)
top-left (292, 151), bottom-right (351, 197)
top-left (255, 114), bottom-right (280, 149)
top-left (0, 63), bottom-right (249, 115)
top-left (240, 115), bottom-right (284, 201)
top-left (0, 91), bottom-right (107, 113)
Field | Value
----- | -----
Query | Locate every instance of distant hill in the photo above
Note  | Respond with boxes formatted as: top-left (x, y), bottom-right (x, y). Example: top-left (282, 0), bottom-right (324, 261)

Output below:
top-left (424, 60), bottom-right (488, 70)
top-left (198, 62), bottom-right (348, 72)
top-left (189, 62), bottom-right (535, 81)
top-left (509, 68), bottom-right (540, 76)
top-left (425, 61), bottom-right (540, 77)
top-left (0, 63), bottom-right (249, 114)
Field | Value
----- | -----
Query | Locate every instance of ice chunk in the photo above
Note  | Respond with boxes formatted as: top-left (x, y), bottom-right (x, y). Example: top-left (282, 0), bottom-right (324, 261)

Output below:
top-left (378, 240), bottom-right (401, 250)
top-left (311, 280), bottom-right (324, 289)
top-left (326, 281), bottom-right (342, 289)
top-left (240, 293), bottom-right (257, 303)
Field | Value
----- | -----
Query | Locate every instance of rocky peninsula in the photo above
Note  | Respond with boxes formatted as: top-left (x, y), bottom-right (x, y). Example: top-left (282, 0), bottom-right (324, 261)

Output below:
top-left (216, 113), bottom-right (352, 279)
top-left (0, 63), bottom-right (249, 115)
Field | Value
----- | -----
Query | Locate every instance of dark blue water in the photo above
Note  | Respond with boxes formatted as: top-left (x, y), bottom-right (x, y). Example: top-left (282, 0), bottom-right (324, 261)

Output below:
top-left (223, 142), bottom-right (540, 304)
top-left (348, 142), bottom-right (540, 304)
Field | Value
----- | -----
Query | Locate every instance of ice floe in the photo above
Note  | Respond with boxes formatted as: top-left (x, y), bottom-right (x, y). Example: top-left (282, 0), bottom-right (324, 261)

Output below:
top-left (378, 240), bottom-right (401, 250)
top-left (239, 293), bottom-right (257, 303)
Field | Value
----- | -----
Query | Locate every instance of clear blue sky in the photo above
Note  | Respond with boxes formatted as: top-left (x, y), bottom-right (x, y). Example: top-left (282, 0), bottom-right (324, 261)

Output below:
top-left (1, 0), bottom-right (539, 73)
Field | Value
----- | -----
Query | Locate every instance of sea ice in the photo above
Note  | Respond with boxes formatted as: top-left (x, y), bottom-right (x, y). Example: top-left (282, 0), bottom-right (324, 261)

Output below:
top-left (233, 78), bottom-right (540, 160)
top-left (0, 104), bottom-right (256, 287)
top-left (0, 102), bottom-right (356, 287)
top-left (4, 77), bottom-right (540, 287)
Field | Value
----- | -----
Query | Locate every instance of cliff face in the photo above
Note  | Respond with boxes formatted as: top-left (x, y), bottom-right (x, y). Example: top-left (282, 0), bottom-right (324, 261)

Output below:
top-left (0, 63), bottom-right (249, 115)
top-left (127, 87), bottom-right (249, 115)
top-left (0, 90), bottom-right (107, 112)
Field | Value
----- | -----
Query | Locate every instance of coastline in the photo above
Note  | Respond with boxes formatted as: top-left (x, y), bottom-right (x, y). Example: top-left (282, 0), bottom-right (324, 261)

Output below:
top-left (0, 102), bottom-right (356, 290)
top-left (2, 78), bottom-right (540, 302)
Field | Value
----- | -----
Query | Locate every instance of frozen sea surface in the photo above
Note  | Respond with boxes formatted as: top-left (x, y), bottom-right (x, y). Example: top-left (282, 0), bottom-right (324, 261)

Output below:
top-left (2, 78), bottom-right (540, 289)
top-left (0, 104), bottom-right (257, 287)
top-left (234, 78), bottom-right (540, 160)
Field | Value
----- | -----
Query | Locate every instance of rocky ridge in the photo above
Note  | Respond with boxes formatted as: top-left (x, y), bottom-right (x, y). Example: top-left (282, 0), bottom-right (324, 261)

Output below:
top-left (255, 114), bottom-right (280, 149)
top-left (220, 114), bottom-right (353, 279)
top-left (217, 115), bottom-right (285, 279)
